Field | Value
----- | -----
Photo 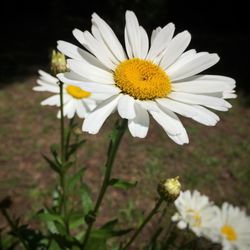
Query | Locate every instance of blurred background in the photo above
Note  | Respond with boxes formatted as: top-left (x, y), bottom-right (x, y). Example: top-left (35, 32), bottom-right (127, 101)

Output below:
top-left (1, 0), bottom-right (249, 92)
top-left (0, 1), bottom-right (250, 248)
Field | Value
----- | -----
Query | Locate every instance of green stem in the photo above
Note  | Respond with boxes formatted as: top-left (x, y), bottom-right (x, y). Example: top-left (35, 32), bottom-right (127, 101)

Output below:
top-left (0, 208), bottom-right (31, 250)
top-left (122, 198), bottom-right (164, 250)
top-left (82, 119), bottom-right (127, 249)
top-left (65, 117), bottom-right (75, 161)
top-left (59, 82), bottom-right (65, 163)
top-left (59, 81), bottom-right (69, 235)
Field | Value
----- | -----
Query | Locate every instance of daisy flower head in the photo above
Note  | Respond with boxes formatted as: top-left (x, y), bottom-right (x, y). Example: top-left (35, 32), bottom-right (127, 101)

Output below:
top-left (204, 202), bottom-right (250, 250)
top-left (172, 190), bottom-right (218, 237)
top-left (33, 70), bottom-right (97, 119)
top-left (57, 10), bottom-right (236, 145)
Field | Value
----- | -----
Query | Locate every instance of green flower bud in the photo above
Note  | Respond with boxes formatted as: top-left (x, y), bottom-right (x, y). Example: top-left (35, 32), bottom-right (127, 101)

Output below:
top-left (50, 50), bottom-right (67, 76)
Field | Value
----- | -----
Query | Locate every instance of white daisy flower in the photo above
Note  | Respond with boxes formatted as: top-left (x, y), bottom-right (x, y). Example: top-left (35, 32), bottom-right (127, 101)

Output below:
top-left (172, 190), bottom-right (218, 237)
top-left (57, 10), bottom-right (236, 144)
top-left (204, 202), bottom-right (250, 250)
top-left (33, 70), bottom-right (97, 119)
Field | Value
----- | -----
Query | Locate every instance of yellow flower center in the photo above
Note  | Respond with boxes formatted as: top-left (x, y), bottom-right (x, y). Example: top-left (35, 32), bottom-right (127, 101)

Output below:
top-left (114, 58), bottom-right (171, 100)
top-left (187, 209), bottom-right (202, 227)
top-left (221, 225), bottom-right (237, 241)
top-left (66, 85), bottom-right (91, 99)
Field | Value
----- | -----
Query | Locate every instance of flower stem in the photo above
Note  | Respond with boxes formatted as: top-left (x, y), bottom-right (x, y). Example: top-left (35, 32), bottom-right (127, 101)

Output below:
top-left (122, 198), bottom-right (164, 250)
top-left (59, 82), bottom-right (65, 163)
top-left (0, 208), bottom-right (31, 250)
top-left (59, 81), bottom-right (69, 234)
top-left (81, 119), bottom-right (127, 249)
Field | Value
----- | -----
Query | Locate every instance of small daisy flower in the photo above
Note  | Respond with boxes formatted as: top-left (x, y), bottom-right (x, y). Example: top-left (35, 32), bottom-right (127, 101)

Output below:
top-left (57, 10), bottom-right (236, 144)
top-left (205, 203), bottom-right (250, 250)
top-left (172, 190), bottom-right (218, 237)
top-left (33, 70), bottom-right (97, 119)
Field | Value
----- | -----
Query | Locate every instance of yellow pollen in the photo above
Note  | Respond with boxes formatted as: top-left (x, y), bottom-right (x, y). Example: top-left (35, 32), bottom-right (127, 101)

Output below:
top-left (114, 58), bottom-right (171, 100)
top-left (221, 225), bottom-right (237, 241)
top-left (187, 209), bottom-right (202, 227)
top-left (66, 85), bottom-right (91, 99)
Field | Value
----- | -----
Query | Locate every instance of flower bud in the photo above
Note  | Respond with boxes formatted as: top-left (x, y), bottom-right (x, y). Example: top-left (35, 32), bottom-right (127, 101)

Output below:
top-left (50, 50), bottom-right (67, 76)
top-left (157, 176), bottom-right (181, 202)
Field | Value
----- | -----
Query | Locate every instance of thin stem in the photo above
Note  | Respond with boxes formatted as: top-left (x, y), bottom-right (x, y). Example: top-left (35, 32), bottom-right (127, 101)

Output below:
top-left (59, 82), bottom-right (65, 163)
top-left (122, 198), bottom-right (164, 250)
top-left (0, 208), bottom-right (31, 250)
top-left (65, 117), bottom-right (75, 161)
top-left (59, 81), bottom-right (69, 234)
top-left (81, 119), bottom-right (127, 249)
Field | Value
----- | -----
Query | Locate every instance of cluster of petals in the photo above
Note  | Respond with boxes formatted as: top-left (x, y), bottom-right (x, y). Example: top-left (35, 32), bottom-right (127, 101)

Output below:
top-left (173, 190), bottom-right (250, 250)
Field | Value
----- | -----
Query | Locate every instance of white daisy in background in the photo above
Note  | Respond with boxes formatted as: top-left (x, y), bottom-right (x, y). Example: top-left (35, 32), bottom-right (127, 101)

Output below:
top-left (204, 202), bottom-right (250, 250)
top-left (57, 10), bottom-right (236, 144)
top-left (33, 70), bottom-right (97, 118)
top-left (171, 190), bottom-right (218, 237)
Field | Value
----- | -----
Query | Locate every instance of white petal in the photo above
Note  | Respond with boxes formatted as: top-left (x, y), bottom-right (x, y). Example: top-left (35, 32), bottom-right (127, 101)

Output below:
top-left (38, 70), bottom-right (58, 83)
top-left (117, 94), bottom-right (136, 119)
top-left (149, 106), bottom-right (182, 136)
top-left (172, 75), bottom-right (235, 93)
top-left (156, 98), bottom-right (198, 118)
top-left (159, 106), bottom-right (189, 145)
top-left (124, 27), bottom-right (133, 58)
top-left (160, 31), bottom-right (191, 70)
top-left (33, 84), bottom-right (59, 93)
top-left (150, 27), bottom-right (161, 44)
top-left (76, 101), bottom-right (88, 118)
top-left (74, 29), bottom-right (116, 70)
top-left (57, 40), bottom-right (108, 70)
top-left (82, 95), bottom-right (121, 134)
top-left (147, 23), bottom-right (175, 61)
top-left (177, 221), bottom-right (187, 229)
top-left (125, 10), bottom-right (141, 58)
top-left (167, 53), bottom-right (220, 81)
top-left (128, 102), bottom-right (149, 138)
top-left (41, 95), bottom-right (60, 106)
top-left (91, 13), bottom-right (126, 62)
top-left (58, 73), bottom-right (120, 95)
top-left (67, 59), bottom-right (113, 84)
top-left (139, 26), bottom-right (149, 59)
top-left (64, 100), bottom-right (76, 119)
top-left (168, 92), bottom-right (231, 109)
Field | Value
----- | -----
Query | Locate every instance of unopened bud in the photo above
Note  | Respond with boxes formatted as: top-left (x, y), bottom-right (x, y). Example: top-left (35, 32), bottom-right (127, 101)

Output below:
top-left (157, 176), bottom-right (181, 202)
top-left (50, 50), bottom-right (67, 76)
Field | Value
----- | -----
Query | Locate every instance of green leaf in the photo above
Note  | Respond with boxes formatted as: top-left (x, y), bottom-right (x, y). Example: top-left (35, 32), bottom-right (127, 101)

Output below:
top-left (100, 219), bottom-right (118, 231)
top-left (109, 178), bottom-right (137, 190)
top-left (68, 168), bottom-right (85, 191)
top-left (79, 184), bottom-right (93, 216)
top-left (68, 212), bottom-right (84, 230)
top-left (38, 212), bottom-right (64, 225)
top-left (63, 160), bottom-right (75, 171)
top-left (42, 154), bottom-right (61, 174)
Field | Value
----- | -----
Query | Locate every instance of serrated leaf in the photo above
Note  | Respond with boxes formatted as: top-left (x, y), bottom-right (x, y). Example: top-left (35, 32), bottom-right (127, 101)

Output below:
top-left (68, 168), bottom-right (85, 191)
top-left (109, 178), bottom-right (137, 190)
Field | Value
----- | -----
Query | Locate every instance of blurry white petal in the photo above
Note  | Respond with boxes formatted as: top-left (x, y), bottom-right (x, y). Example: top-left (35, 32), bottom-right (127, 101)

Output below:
top-left (41, 95), bottom-right (60, 106)
top-left (139, 26), bottom-right (149, 59)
